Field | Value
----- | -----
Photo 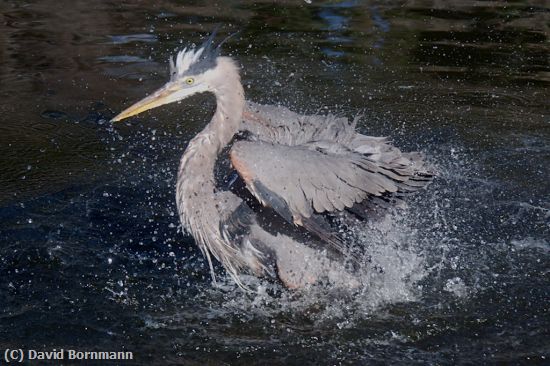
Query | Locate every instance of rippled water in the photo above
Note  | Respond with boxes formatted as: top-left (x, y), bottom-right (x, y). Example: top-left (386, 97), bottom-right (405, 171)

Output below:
top-left (1, 1), bottom-right (548, 364)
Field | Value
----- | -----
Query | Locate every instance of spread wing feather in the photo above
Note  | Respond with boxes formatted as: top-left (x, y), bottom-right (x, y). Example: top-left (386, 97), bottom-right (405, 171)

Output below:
top-left (236, 102), bottom-right (433, 225)
top-left (230, 140), bottom-right (428, 221)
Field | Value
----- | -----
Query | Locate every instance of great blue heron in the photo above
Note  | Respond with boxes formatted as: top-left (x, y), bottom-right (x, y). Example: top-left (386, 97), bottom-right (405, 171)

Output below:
top-left (111, 32), bottom-right (432, 289)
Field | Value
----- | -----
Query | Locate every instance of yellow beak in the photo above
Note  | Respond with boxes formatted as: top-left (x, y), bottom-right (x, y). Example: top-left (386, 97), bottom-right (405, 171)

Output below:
top-left (111, 85), bottom-right (178, 122)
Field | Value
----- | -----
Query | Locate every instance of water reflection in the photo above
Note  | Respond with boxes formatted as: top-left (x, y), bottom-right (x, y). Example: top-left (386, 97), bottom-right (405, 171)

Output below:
top-left (408, 2), bottom-right (549, 84)
top-left (318, 1), bottom-right (355, 57)
top-left (108, 34), bottom-right (158, 44)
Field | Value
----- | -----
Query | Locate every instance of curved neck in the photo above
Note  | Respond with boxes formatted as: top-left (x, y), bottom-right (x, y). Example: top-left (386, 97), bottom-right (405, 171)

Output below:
top-left (203, 79), bottom-right (245, 152)
top-left (176, 58), bottom-right (244, 218)
top-left (178, 57), bottom-right (244, 170)
top-left (175, 59), bottom-right (246, 278)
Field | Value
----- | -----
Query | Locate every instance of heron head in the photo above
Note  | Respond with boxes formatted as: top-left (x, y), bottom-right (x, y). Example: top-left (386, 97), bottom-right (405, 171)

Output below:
top-left (111, 30), bottom-right (233, 122)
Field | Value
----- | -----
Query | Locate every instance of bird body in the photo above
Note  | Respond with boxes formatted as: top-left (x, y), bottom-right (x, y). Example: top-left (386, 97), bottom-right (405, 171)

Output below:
top-left (112, 33), bottom-right (432, 289)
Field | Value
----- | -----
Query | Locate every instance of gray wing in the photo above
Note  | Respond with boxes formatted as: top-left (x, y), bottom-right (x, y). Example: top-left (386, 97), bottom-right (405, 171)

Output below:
top-left (230, 140), bottom-right (430, 224)
top-left (242, 101), bottom-right (358, 146)
top-left (236, 101), bottom-right (433, 226)
top-left (243, 101), bottom-right (429, 172)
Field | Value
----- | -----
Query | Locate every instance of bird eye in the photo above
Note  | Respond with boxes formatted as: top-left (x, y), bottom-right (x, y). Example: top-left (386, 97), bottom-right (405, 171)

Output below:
top-left (185, 78), bottom-right (194, 85)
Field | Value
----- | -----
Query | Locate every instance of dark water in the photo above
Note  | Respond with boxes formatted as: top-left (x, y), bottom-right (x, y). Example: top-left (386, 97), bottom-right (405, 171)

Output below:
top-left (1, 0), bottom-right (549, 364)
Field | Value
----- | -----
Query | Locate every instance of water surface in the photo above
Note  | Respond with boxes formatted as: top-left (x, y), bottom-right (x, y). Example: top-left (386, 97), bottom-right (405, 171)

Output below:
top-left (0, 0), bottom-right (548, 364)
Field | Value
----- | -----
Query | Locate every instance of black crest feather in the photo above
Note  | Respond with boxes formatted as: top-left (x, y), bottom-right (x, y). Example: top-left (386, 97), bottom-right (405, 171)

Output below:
top-left (169, 27), bottom-right (239, 78)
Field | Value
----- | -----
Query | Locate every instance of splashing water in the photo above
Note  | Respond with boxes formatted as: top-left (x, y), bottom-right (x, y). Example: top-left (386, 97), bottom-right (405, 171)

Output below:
top-left (168, 143), bottom-right (494, 328)
top-left (135, 147), bottom-right (476, 328)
